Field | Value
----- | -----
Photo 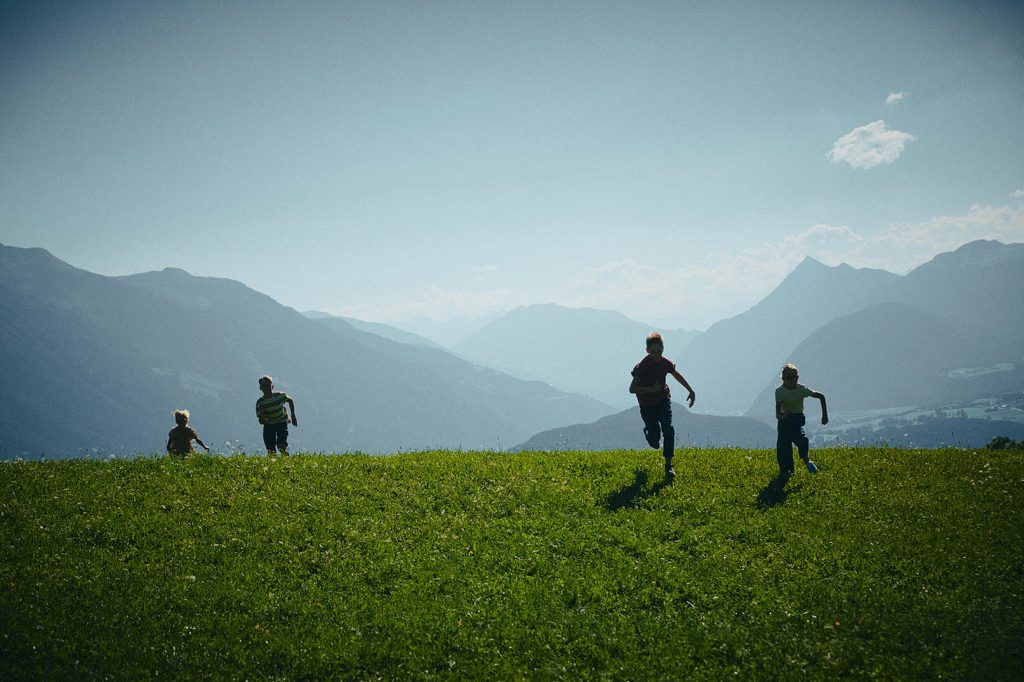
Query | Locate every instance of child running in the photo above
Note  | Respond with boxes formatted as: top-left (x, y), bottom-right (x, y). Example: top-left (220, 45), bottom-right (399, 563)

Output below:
top-left (256, 375), bottom-right (298, 455)
top-left (775, 363), bottom-right (828, 476)
top-left (629, 332), bottom-right (696, 482)
top-left (166, 409), bottom-right (209, 456)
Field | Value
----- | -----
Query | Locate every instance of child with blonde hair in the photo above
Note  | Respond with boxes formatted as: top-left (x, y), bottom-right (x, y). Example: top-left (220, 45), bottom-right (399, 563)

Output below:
top-left (775, 363), bottom-right (827, 476)
top-left (166, 409), bottom-right (209, 456)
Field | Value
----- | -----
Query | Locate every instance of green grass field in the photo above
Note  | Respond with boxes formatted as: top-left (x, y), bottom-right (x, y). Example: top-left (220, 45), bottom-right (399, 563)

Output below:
top-left (2, 447), bottom-right (1022, 680)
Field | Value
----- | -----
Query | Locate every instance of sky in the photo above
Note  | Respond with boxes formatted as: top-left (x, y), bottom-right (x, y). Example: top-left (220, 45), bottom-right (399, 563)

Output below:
top-left (2, 0), bottom-right (1023, 330)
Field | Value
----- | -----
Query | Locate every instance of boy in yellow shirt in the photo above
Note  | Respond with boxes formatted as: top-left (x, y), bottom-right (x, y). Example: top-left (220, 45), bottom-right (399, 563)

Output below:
top-left (775, 364), bottom-right (827, 476)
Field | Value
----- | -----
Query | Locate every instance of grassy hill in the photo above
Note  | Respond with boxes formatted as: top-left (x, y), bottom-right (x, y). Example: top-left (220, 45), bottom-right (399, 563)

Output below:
top-left (2, 448), bottom-right (1022, 679)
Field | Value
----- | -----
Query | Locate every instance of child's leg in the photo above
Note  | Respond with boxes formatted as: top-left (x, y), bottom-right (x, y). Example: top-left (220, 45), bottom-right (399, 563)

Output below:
top-left (793, 414), bottom-right (810, 462)
top-left (639, 407), bottom-right (661, 448)
top-left (658, 400), bottom-right (675, 462)
top-left (263, 424), bottom-right (277, 454)
top-left (277, 423), bottom-right (290, 454)
top-left (776, 419), bottom-right (795, 474)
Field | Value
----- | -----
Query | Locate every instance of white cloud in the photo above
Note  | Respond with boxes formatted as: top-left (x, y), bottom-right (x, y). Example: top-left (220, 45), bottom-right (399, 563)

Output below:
top-left (866, 203), bottom-right (1024, 270)
top-left (828, 120), bottom-right (916, 169)
top-left (885, 92), bottom-right (906, 104)
top-left (1011, 189), bottom-right (1024, 200)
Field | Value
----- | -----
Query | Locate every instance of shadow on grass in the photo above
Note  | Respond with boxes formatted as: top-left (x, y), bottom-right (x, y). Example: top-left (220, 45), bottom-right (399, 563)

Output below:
top-left (756, 473), bottom-right (797, 511)
top-left (603, 468), bottom-right (671, 511)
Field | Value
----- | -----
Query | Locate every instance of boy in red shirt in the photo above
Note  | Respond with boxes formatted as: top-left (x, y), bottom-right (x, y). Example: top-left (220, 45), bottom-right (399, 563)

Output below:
top-left (629, 332), bottom-right (696, 481)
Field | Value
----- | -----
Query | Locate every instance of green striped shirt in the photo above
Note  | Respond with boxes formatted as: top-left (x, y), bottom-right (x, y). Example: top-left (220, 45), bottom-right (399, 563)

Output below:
top-left (256, 392), bottom-right (290, 424)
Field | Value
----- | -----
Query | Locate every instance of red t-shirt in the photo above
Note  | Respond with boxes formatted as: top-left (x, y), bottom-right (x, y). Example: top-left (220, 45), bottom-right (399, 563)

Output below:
top-left (631, 355), bottom-right (675, 407)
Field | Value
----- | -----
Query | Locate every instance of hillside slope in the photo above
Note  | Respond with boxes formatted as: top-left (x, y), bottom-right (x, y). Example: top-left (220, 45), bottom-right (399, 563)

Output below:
top-left (746, 301), bottom-right (980, 416)
top-left (306, 312), bottom-right (446, 350)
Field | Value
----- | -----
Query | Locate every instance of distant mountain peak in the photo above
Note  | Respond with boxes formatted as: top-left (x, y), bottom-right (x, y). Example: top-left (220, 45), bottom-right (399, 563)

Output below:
top-left (910, 239), bottom-right (1023, 275)
top-left (953, 239), bottom-right (1006, 254)
top-left (796, 255), bottom-right (827, 269)
top-left (0, 243), bottom-right (76, 273)
top-left (945, 239), bottom-right (1024, 262)
top-left (1, 243), bottom-right (60, 262)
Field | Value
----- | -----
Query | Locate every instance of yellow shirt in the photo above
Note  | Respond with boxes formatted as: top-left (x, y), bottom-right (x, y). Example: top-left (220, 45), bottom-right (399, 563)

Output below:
top-left (775, 383), bottom-right (814, 415)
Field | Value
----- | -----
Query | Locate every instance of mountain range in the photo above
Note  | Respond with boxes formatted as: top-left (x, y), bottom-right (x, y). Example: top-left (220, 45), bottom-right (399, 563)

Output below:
top-left (396, 241), bottom-right (1023, 422)
top-left (450, 304), bottom-right (698, 408)
top-left (686, 240), bottom-right (1024, 415)
top-left (303, 311), bottom-right (444, 350)
top-left (0, 245), bottom-right (612, 457)
top-left (3, 239), bottom-right (1022, 457)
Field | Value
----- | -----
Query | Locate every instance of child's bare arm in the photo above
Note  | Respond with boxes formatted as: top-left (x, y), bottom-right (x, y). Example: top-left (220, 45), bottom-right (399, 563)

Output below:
top-left (811, 391), bottom-right (829, 425)
top-left (775, 401), bottom-right (783, 420)
top-left (166, 433), bottom-right (173, 452)
top-left (287, 397), bottom-right (298, 426)
top-left (670, 370), bottom-right (696, 407)
top-left (194, 433), bottom-right (209, 452)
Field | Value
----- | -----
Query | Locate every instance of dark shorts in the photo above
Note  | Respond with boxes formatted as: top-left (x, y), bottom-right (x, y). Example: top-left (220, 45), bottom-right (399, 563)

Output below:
top-left (263, 422), bottom-right (289, 450)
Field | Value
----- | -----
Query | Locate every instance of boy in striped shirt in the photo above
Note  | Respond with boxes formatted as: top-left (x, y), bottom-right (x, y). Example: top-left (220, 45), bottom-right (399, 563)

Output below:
top-left (256, 375), bottom-right (298, 454)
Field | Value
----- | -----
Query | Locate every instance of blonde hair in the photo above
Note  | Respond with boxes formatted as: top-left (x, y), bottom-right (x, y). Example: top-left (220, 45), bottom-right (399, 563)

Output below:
top-left (173, 409), bottom-right (190, 425)
top-left (781, 363), bottom-right (799, 378)
top-left (646, 332), bottom-right (664, 349)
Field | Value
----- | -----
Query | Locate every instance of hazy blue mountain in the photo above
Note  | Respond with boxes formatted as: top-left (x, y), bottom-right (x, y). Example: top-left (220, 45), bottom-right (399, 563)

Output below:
top-left (0, 245), bottom-right (613, 458)
top-left (682, 240), bottom-right (1024, 415)
top-left (303, 311), bottom-right (445, 350)
top-left (745, 242), bottom-right (1024, 419)
top-left (392, 312), bottom-right (505, 348)
top-left (451, 304), bottom-right (700, 408)
top-left (515, 402), bottom-right (776, 451)
top-left (680, 258), bottom-right (901, 415)
top-left (897, 240), bottom-right (1024, 356)
top-left (745, 302), bottom-right (980, 417)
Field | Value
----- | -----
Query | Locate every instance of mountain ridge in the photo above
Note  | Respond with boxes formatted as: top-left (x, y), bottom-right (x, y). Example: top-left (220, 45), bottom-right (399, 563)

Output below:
top-left (453, 303), bottom-right (699, 408)
top-left (0, 245), bottom-right (613, 457)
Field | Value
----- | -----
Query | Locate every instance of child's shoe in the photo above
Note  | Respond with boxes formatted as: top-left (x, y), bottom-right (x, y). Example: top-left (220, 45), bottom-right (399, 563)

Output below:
top-left (664, 459), bottom-right (675, 482)
top-left (805, 459), bottom-right (818, 474)
top-left (643, 427), bottom-right (660, 449)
